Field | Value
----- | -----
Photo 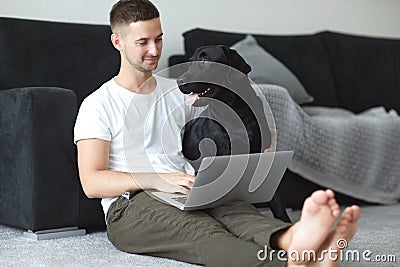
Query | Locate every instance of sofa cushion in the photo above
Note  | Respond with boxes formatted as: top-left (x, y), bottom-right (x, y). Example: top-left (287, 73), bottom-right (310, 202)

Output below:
top-left (183, 28), bottom-right (246, 56)
top-left (182, 28), bottom-right (339, 107)
top-left (231, 35), bottom-right (314, 104)
top-left (322, 31), bottom-right (400, 113)
top-left (0, 17), bottom-right (119, 106)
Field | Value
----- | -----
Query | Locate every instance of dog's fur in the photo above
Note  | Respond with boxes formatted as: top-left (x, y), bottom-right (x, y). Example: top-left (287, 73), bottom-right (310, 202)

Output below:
top-left (177, 45), bottom-right (290, 222)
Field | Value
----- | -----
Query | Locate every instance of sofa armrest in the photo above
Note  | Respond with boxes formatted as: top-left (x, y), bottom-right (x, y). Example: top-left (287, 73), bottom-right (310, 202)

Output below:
top-left (0, 87), bottom-right (79, 231)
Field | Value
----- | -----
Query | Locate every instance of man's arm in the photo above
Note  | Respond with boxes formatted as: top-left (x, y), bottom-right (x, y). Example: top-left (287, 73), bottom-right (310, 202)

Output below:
top-left (77, 138), bottom-right (194, 198)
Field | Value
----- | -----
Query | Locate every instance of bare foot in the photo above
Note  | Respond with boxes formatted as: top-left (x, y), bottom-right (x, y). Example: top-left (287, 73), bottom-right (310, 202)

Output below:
top-left (273, 190), bottom-right (361, 266)
top-left (309, 205), bottom-right (361, 267)
top-left (290, 189), bottom-right (339, 255)
top-left (276, 189), bottom-right (340, 265)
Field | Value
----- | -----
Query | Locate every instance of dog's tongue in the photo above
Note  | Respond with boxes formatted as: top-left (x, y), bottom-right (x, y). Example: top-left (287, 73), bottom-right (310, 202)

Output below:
top-left (186, 93), bottom-right (199, 106)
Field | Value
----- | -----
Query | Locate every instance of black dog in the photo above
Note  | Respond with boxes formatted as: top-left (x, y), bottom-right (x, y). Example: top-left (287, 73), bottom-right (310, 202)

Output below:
top-left (177, 45), bottom-right (291, 222)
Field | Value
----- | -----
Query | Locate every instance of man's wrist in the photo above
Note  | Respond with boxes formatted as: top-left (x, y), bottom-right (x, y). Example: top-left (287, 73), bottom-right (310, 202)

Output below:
top-left (128, 172), bottom-right (159, 191)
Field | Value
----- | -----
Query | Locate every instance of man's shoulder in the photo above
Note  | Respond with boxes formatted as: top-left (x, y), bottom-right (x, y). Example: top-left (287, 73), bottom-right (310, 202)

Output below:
top-left (81, 79), bottom-right (115, 105)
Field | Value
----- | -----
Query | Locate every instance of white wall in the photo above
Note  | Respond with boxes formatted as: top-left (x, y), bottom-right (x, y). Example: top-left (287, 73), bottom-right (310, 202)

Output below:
top-left (2, 0), bottom-right (400, 70)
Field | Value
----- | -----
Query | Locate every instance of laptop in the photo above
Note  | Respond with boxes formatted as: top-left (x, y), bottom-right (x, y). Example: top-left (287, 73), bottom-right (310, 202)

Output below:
top-left (150, 151), bottom-right (293, 210)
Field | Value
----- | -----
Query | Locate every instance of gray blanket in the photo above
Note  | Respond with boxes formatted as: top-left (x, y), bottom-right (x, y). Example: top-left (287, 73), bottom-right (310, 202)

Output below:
top-left (258, 84), bottom-right (400, 204)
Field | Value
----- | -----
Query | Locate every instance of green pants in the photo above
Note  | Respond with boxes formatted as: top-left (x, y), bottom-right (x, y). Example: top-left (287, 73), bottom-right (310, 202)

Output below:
top-left (106, 191), bottom-right (291, 267)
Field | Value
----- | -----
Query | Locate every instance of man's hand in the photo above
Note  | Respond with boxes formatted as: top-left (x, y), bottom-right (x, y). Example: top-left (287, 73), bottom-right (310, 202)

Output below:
top-left (264, 128), bottom-right (277, 153)
top-left (77, 139), bottom-right (196, 197)
top-left (151, 172), bottom-right (195, 194)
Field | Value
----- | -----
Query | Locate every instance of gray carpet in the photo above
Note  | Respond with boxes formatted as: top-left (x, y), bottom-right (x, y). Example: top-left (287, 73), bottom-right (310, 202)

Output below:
top-left (1, 205), bottom-right (399, 266)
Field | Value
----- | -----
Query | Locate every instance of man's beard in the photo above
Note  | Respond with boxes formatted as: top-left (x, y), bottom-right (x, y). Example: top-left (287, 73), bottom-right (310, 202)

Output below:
top-left (127, 54), bottom-right (159, 73)
top-left (135, 64), bottom-right (157, 72)
top-left (137, 62), bottom-right (158, 72)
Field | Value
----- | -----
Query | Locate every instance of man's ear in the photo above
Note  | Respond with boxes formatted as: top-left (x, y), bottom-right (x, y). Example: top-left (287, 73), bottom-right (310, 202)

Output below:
top-left (111, 33), bottom-right (123, 52)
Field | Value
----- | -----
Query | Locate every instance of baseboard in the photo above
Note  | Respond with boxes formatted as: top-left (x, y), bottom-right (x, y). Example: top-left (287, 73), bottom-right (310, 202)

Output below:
top-left (23, 226), bottom-right (86, 240)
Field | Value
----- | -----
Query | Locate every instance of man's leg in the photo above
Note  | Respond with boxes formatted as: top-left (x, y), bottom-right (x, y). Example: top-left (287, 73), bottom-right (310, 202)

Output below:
top-left (106, 191), bottom-right (286, 267)
top-left (205, 200), bottom-right (292, 249)
top-left (207, 190), bottom-right (360, 266)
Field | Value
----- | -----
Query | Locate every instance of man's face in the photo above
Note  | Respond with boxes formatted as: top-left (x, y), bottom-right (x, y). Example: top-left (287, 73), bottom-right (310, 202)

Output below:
top-left (119, 18), bottom-right (163, 73)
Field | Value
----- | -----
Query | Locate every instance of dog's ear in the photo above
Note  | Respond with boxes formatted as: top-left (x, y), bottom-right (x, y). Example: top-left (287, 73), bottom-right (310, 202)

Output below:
top-left (221, 46), bottom-right (251, 75)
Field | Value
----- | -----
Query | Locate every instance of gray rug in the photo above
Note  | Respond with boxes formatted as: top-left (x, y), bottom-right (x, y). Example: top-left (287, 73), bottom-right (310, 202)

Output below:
top-left (1, 204), bottom-right (399, 266)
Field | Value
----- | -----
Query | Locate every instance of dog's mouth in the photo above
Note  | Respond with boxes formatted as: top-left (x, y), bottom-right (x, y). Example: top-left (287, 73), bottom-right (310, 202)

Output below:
top-left (185, 87), bottom-right (219, 106)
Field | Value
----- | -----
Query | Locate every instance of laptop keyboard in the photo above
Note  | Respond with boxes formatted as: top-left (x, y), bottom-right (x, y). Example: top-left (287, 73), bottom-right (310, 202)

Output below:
top-left (172, 196), bottom-right (187, 204)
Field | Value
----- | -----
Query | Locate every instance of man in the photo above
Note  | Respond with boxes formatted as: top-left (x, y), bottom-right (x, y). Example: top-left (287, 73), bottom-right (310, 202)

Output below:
top-left (74, 0), bottom-right (360, 266)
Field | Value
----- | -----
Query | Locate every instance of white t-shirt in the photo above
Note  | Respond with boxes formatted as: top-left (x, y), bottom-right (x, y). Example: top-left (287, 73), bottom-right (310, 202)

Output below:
top-left (74, 75), bottom-right (202, 217)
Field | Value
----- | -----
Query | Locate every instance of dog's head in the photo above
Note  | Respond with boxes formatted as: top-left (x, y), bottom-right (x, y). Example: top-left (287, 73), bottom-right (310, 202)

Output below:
top-left (177, 45), bottom-right (251, 107)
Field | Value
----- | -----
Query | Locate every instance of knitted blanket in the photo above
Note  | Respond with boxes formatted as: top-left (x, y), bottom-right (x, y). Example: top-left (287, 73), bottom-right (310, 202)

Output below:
top-left (258, 84), bottom-right (400, 204)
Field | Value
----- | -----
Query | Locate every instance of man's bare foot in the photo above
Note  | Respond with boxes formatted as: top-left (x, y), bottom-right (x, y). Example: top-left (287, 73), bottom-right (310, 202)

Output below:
top-left (272, 189), bottom-right (339, 265)
top-left (289, 190), bottom-right (340, 257)
top-left (334, 205), bottom-right (360, 239)
top-left (308, 205), bottom-right (361, 267)
top-left (275, 189), bottom-right (360, 266)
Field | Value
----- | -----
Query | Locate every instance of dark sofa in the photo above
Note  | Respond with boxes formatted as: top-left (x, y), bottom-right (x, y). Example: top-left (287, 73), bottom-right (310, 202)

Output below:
top-left (0, 17), bottom-right (119, 235)
top-left (1, 17), bottom-right (399, 237)
top-left (169, 28), bottom-right (400, 208)
top-left (170, 28), bottom-right (400, 112)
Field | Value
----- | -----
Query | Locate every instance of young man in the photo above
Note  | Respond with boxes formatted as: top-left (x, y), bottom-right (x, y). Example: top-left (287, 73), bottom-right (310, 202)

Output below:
top-left (74, 0), bottom-right (360, 266)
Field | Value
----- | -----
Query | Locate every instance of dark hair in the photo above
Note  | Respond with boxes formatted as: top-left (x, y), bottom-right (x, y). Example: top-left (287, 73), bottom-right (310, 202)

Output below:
top-left (110, 0), bottom-right (159, 33)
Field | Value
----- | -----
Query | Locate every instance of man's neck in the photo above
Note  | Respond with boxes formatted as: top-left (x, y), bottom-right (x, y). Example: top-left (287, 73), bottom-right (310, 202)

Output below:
top-left (114, 68), bottom-right (156, 94)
